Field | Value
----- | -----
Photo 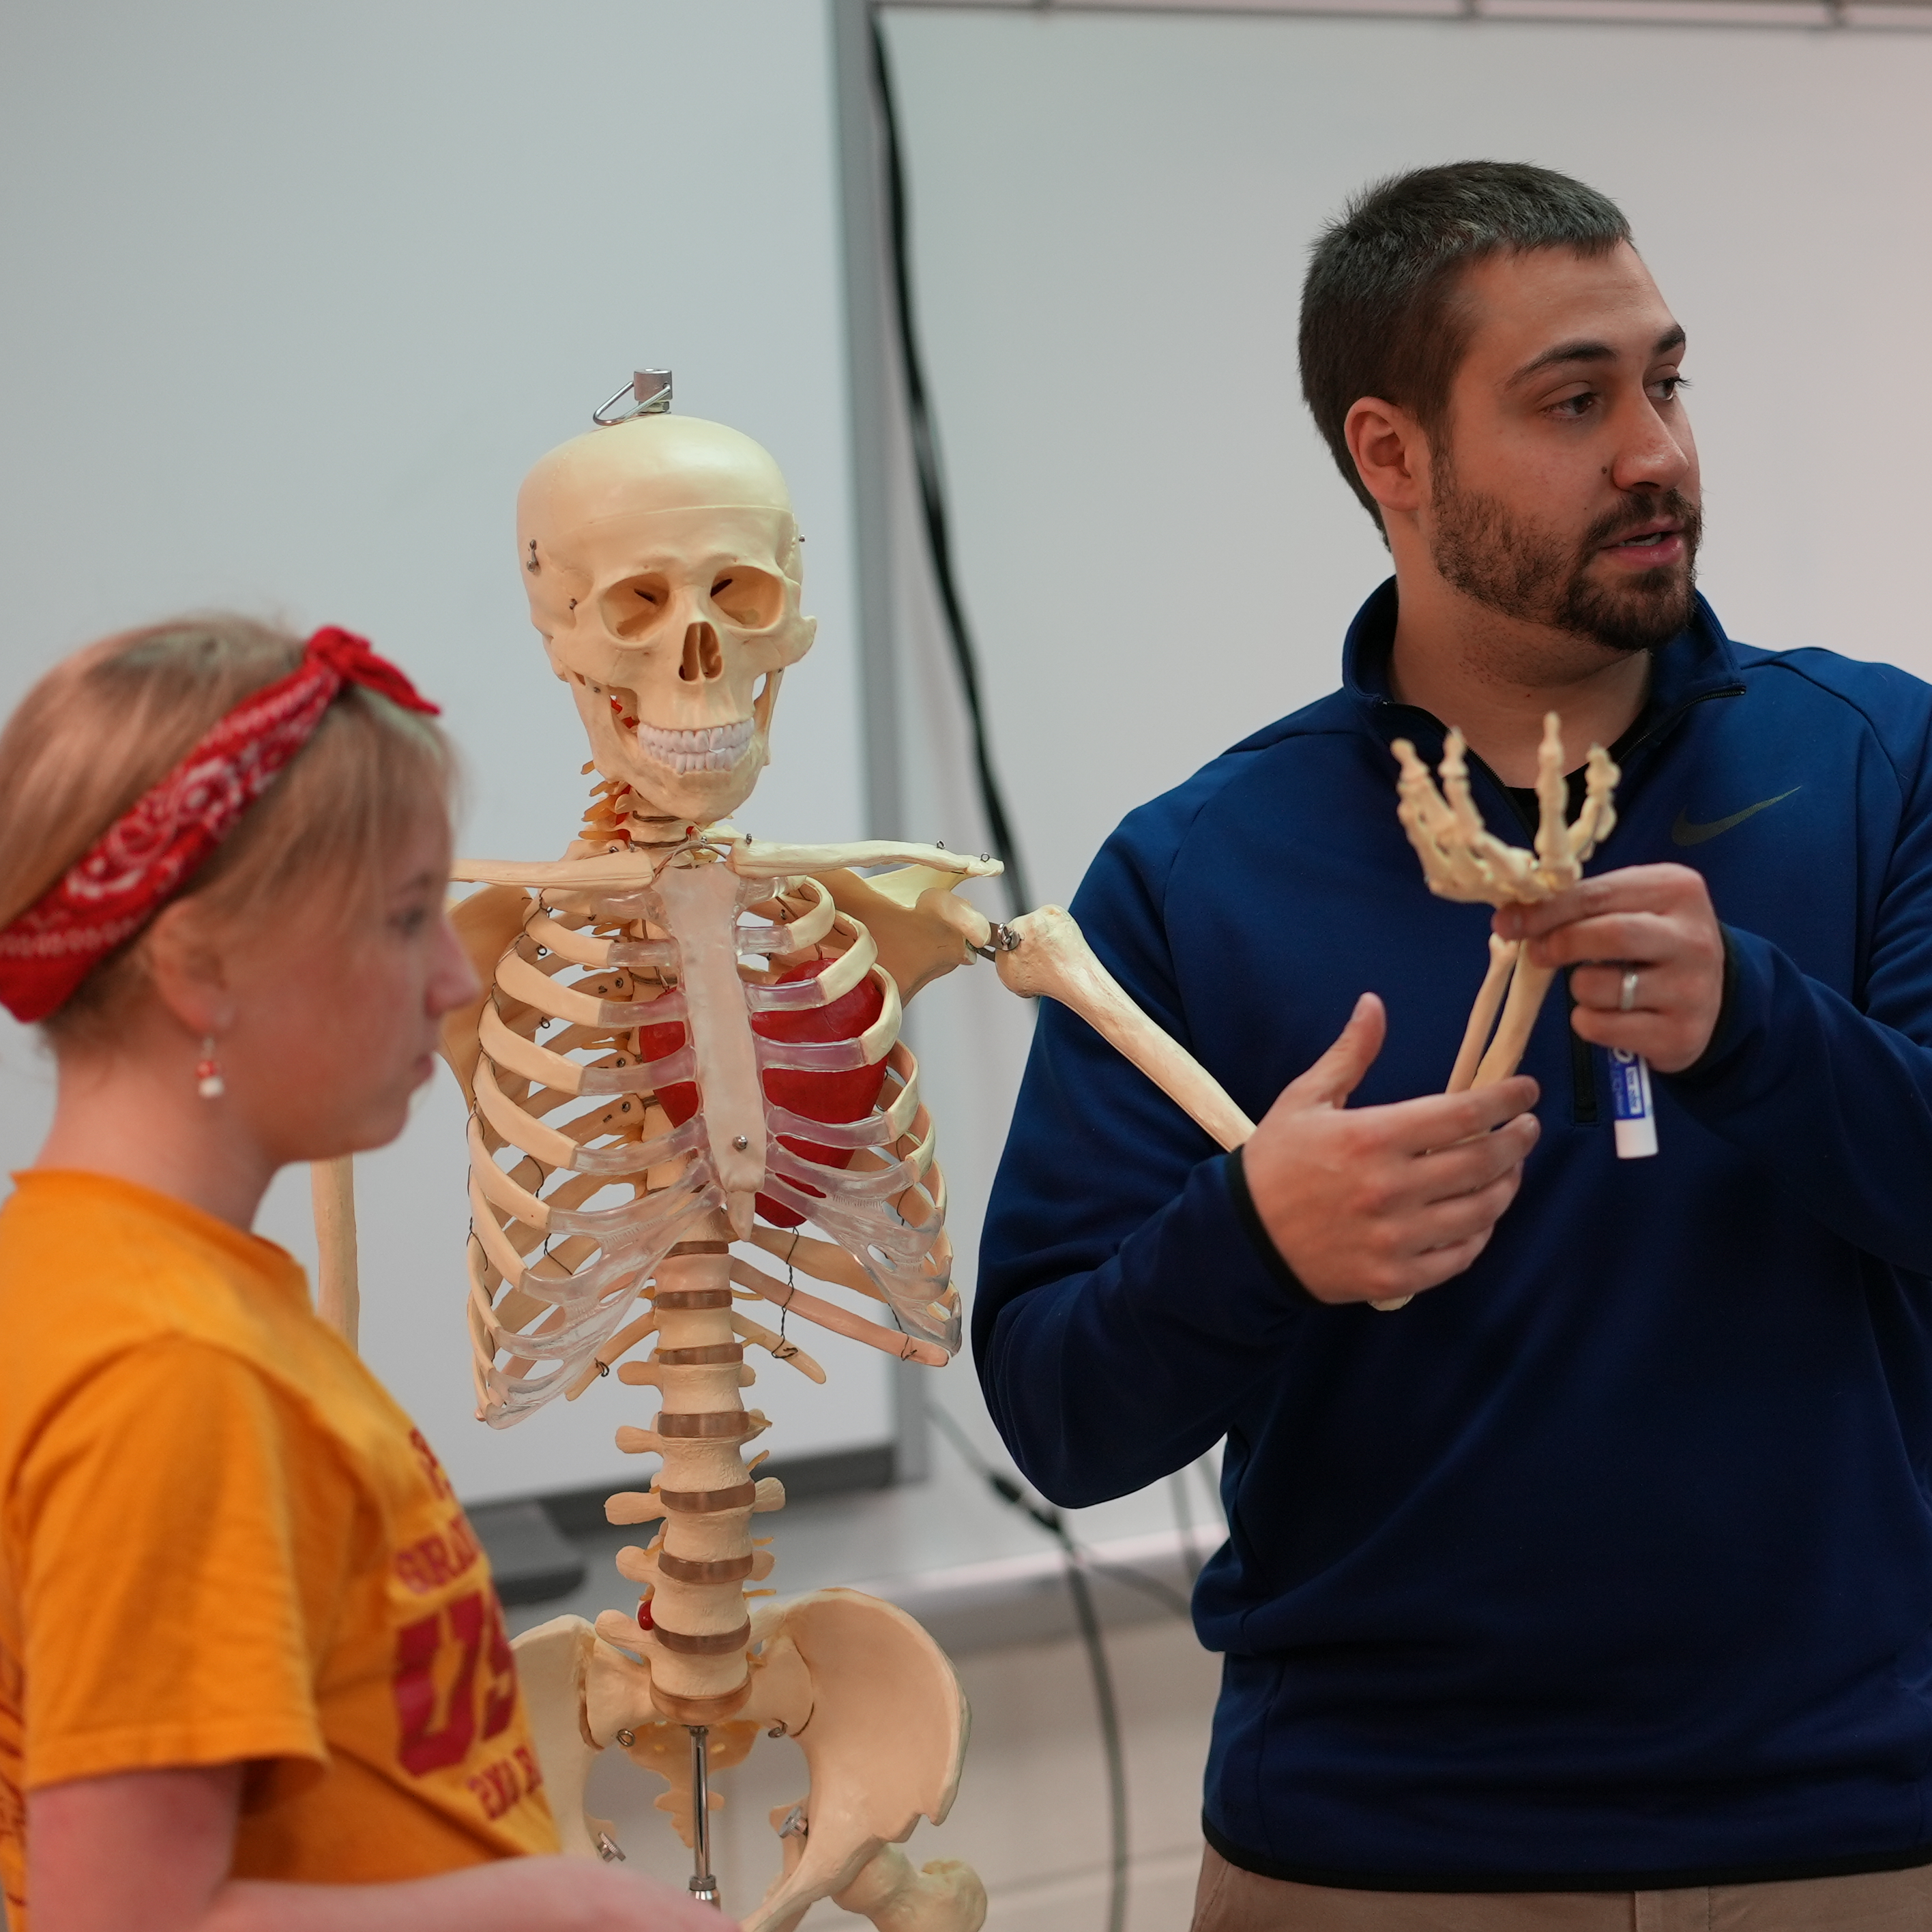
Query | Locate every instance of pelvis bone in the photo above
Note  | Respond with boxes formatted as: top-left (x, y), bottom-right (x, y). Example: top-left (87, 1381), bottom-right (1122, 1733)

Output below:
top-left (513, 1590), bottom-right (983, 1932)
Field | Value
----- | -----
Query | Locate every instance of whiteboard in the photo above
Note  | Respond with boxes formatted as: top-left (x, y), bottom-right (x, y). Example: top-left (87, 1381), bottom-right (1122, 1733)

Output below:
top-left (0, 0), bottom-right (894, 1503)
top-left (873, 4), bottom-right (1932, 1320)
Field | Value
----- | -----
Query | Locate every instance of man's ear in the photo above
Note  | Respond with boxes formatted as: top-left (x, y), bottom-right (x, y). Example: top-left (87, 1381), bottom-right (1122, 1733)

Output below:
top-left (143, 899), bottom-right (237, 1039)
top-left (1344, 396), bottom-right (1429, 524)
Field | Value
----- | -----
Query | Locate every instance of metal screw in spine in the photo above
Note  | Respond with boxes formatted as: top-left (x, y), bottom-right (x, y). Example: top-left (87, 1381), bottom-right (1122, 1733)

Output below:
top-left (688, 1725), bottom-right (720, 1907)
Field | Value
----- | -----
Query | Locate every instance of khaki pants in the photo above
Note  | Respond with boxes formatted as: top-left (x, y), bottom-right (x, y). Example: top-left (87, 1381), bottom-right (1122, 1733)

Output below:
top-left (1190, 1845), bottom-right (1932, 1930)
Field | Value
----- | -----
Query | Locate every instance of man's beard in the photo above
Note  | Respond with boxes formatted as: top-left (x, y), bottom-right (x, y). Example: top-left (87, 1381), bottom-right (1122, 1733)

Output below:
top-left (1429, 469), bottom-right (1702, 656)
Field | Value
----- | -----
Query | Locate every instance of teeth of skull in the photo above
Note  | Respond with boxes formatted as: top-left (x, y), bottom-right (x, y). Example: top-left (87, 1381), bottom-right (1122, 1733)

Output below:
top-left (633, 716), bottom-right (755, 775)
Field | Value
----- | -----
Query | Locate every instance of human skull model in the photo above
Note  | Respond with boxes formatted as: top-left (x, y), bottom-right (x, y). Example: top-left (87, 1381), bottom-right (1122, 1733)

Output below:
top-left (517, 414), bottom-right (816, 824)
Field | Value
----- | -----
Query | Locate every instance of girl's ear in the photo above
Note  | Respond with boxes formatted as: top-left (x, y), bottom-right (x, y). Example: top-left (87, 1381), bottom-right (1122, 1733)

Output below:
top-left (143, 900), bottom-right (237, 1039)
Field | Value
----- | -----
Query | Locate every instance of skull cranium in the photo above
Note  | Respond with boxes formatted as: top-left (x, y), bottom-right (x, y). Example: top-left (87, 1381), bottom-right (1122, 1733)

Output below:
top-left (517, 414), bottom-right (817, 822)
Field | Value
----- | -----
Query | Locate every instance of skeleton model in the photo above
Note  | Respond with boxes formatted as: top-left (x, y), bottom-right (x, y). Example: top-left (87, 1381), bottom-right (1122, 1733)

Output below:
top-left (439, 379), bottom-right (1020, 1931)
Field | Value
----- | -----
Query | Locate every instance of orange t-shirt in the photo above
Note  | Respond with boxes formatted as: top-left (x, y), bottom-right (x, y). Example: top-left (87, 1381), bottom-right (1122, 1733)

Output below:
top-left (0, 1171), bottom-right (557, 1926)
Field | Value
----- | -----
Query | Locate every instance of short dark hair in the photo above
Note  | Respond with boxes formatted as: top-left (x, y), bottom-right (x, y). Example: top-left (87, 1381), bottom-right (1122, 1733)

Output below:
top-left (1299, 162), bottom-right (1633, 523)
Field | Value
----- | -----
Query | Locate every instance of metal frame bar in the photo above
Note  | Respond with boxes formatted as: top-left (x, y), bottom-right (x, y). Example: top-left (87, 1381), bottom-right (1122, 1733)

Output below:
top-left (831, 0), bottom-right (932, 1485)
top-left (883, 0), bottom-right (1932, 30)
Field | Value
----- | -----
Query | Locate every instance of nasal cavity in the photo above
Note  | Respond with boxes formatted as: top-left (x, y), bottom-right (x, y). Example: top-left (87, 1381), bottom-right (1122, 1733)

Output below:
top-left (680, 621), bottom-right (724, 682)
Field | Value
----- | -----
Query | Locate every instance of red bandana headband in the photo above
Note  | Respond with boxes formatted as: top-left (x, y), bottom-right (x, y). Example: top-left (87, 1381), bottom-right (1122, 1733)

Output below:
top-left (0, 627), bottom-right (440, 1025)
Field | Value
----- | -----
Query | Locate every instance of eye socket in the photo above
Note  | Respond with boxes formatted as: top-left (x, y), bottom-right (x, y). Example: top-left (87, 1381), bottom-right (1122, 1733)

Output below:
top-left (602, 574), bottom-right (671, 641)
top-left (708, 567), bottom-right (785, 630)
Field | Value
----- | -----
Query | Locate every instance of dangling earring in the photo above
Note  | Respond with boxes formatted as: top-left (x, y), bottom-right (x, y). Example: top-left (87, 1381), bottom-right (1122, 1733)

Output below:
top-left (195, 1036), bottom-right (225, 1100)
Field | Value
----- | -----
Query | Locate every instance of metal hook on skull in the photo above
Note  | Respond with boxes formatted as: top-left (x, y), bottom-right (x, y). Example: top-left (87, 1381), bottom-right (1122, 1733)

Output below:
top-left (593, 368), bottom-right (675, 427)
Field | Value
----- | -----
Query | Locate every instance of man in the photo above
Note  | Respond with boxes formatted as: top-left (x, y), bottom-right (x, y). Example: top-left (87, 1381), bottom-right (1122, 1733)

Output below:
top-left (976, 162), bottom-right (1932, 1930)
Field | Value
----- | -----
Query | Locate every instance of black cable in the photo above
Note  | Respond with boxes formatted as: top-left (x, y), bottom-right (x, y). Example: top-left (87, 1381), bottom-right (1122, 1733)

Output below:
top-left (927, 1405), bottom-right (1192, 1613)
top-left (1062, 1553), bottom-right (1130, 1932)
top-left (868, 10), bottom-right (1033, 920)
top-left (928, 1405), bottom-right (1135, 1932)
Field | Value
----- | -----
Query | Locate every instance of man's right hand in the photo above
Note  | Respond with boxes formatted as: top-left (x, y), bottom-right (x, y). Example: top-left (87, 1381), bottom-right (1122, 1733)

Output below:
top-left (1241, 993), bottom-right (1540, 1306)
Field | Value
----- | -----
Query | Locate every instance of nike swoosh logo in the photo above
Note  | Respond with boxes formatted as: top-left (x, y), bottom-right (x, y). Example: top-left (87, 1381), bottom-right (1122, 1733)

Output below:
top-left (1671, 786), bottom-right (1801, 846)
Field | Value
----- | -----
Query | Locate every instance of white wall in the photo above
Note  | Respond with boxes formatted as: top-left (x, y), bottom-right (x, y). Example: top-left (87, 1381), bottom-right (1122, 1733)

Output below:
top-left (5, 0), bottom-right (1928, 1510)
top-left (0, 0), bottom-right (895, 1502)
top-left (876, 5), bottom-right (1932, 1370)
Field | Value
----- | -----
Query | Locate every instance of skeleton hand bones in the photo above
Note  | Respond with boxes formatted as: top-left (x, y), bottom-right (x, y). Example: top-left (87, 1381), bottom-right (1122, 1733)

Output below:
top-left (1392, 711), bottom-right (1618, 1092)
top-left (1395, 710), bottom-right (1719, 1071)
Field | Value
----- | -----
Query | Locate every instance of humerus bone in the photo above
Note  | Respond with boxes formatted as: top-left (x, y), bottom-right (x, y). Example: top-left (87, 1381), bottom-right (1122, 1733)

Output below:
top-left (994, 905), bottom-right (1254, 1152)
top-left (1392, 713), bottom-right (1620, 1089)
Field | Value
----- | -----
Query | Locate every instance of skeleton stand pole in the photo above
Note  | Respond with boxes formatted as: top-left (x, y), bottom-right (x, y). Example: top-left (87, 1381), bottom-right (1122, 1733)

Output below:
top-left (688, 1726), bottom-right (719, 1908)
top-left (310, 1156), bottom-right (360, 1349)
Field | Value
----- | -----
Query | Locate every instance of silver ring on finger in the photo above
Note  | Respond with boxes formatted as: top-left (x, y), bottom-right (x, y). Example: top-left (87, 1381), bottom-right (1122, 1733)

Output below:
top-left (1619, 967), bottom-right (1640, 1013)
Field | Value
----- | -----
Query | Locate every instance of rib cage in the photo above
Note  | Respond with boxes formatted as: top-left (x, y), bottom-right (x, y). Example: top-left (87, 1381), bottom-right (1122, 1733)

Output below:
top-left (465, 863), bottom-right (959, 1426)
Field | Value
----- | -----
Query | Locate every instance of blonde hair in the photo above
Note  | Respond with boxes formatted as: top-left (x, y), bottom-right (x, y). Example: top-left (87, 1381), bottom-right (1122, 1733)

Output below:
top-left (0, 614), bottom-right (454, 1048)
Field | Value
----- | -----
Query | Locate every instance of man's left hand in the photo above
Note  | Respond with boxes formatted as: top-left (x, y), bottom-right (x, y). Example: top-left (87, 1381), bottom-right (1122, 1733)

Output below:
top-left (1495, 864), bottom-right (1725, 1074)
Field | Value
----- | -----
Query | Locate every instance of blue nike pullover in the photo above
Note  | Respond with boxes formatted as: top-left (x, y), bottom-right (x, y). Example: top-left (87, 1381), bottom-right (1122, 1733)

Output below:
top-left (975, 582), bottom-right (1932, 1890)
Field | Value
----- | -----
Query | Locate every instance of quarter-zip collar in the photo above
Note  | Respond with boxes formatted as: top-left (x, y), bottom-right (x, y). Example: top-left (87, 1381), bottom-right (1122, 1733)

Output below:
top-left (1340, 576), bottom-right (1746, 780)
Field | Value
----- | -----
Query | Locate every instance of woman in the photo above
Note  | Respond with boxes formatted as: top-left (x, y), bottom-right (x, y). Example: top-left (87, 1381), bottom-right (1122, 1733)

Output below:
top-left (0, 617), bottom-right (716, 1931)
